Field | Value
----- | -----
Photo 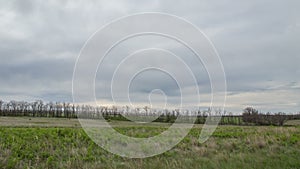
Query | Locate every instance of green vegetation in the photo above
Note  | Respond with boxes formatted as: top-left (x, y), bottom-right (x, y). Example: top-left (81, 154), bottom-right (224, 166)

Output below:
top-left (0, 119), bottom-right (300, 169)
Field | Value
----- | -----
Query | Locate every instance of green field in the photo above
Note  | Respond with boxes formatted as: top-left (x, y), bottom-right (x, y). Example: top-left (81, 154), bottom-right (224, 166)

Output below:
top-left (0, 117), bottom-right (300, 169)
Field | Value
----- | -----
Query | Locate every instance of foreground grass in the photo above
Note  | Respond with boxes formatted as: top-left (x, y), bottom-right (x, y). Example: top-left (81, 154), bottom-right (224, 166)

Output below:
top-left (0, 123), bottom-right (300, 168)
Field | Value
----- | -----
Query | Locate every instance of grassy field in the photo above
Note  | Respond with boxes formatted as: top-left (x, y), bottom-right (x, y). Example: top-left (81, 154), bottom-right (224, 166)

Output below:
top-left (0, 117), bottom-right (300, 169)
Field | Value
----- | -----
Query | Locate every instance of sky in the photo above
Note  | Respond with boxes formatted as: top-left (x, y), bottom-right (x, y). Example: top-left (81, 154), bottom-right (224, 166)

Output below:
top-left (0, 0), bottom-right (299, 113)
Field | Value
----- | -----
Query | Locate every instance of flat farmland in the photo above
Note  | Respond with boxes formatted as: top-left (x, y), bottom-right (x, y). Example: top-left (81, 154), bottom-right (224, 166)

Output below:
top-left (0, 117), bottom-right (300, 169)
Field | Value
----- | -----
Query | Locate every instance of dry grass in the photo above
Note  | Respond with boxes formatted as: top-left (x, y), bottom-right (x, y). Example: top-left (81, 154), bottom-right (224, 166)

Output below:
top-left (0, 117), bottom-right (299, 168)
top-left (0, 117), bottom-right (80, 127)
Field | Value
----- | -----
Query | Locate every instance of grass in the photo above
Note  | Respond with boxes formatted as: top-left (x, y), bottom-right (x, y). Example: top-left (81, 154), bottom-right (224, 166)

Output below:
top-left (0, 117), bottom-right (300, 169)
top-left (0, 117), bottom-right (80, 127)
top-left (285, 120), bottom-right (300, 126)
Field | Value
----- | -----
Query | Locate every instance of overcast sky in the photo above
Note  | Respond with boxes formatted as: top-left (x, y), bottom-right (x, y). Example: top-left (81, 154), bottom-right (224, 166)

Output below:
top-left (0, 0), bottom-right (299, 113)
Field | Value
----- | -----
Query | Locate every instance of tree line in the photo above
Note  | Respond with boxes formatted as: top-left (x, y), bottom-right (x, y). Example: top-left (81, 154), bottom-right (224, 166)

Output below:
top-left (0, 100), bottom-right (299, 126)
top-left (241, 107), bottom-right (300, 126)
top-left (0, 100), bottom-right (77, 118)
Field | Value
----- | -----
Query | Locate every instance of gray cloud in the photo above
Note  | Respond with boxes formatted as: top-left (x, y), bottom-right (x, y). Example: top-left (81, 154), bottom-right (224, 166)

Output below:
top-left (0, 0), bottom-right (299, 113)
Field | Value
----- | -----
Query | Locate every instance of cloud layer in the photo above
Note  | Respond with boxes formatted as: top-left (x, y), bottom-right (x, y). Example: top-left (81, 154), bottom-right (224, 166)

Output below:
top-left (0, 0), bottom-right (299, 113)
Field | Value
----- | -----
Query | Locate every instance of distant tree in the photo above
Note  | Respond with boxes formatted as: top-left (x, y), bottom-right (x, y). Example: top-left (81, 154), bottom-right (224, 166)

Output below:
top-left (274, 112), bottom-right (287, 126)
top-left (243, 107), bottom-right (258, 115)
top-left (242, 107), bottom-right (259, 124)
top-left (143, 106), bottom-right (150, 116)
top-left (0, 100), bottom-right (3, 115)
